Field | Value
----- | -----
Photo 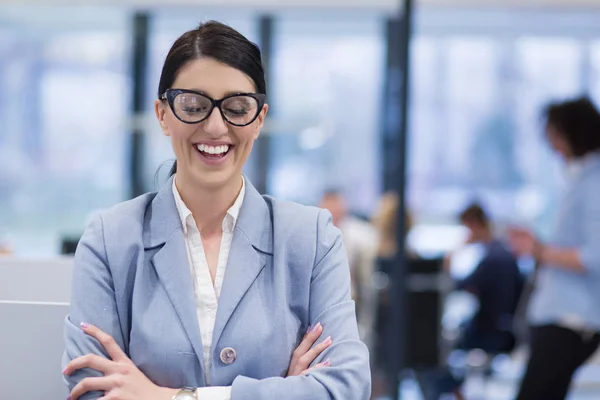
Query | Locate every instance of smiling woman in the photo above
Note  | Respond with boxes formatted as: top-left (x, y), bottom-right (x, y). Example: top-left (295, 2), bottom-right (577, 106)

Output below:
top-left (62, 21), bottom-right (370, 400)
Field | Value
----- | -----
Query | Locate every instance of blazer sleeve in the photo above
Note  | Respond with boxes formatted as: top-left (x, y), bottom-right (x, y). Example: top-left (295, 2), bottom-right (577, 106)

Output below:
top-left (230, 209), bottom-right (371, 400)
top-left (61, 214), bottom-right (126, 399)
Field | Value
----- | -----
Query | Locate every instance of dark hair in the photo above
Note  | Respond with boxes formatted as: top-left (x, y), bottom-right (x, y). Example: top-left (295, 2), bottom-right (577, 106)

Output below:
top-left (158, 21), bottom-right (267, 177)
top-left (459, 203), bottom-right (489, 227)
top-left (543, 96), bottom-right (600, 158)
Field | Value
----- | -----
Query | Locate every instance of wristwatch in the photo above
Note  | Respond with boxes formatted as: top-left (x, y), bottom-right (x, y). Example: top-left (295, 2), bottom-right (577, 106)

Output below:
top-left (172, 387), bottom-right (198, 400)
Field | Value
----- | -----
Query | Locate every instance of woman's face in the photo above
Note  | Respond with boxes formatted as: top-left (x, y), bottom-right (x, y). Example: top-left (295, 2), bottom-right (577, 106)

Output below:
top-left (546, 124), bottom-right (572, 160)
top-left (155, 57), bottom-right (268, 189)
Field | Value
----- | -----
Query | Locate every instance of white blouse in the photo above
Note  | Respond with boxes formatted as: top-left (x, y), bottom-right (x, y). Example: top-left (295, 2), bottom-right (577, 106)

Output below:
top-left (172, 176), bottom-right (245, 399)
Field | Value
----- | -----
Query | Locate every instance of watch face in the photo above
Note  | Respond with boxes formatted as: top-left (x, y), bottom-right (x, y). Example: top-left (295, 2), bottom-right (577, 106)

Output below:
top-left (175, 389), bottom-right (196, 400)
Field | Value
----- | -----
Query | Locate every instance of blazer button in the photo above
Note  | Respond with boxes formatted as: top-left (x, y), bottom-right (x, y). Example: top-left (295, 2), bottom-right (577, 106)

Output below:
top-left (220, 347), bottom-right (237, 365)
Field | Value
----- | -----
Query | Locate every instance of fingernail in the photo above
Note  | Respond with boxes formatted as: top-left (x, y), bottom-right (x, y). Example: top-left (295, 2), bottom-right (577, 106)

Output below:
top-left (324, 359), bottom-right (331, 366)
top-left (305, 325), bottom-right (311, 335)
top-left (80, 322), bottom-right (89, 330)
top-left (67, 396), bottom-right (71, 400)
top-left (324, 336), bottom-right (332, 345)
top-left (312, 323), bottom-right (321, 333)
top-left (62, 367), bottom-right (68, 375)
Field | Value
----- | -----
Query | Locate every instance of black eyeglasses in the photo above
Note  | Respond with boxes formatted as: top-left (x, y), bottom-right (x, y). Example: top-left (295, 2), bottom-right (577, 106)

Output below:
top-left (160, 89), bottom-right (266, 127)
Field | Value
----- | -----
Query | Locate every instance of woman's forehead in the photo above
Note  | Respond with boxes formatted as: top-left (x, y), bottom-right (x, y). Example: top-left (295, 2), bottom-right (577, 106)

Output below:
top-left (173, 58), bottom-right (256, 98)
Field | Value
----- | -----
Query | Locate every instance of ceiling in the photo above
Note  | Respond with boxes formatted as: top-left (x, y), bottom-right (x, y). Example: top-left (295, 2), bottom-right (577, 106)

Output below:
top-left (1, 0), bottom-right (600, 11)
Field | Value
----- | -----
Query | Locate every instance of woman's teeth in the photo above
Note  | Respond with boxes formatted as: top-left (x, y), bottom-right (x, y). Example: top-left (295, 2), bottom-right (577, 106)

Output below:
top-left (196, 144), bottom-right (230, 155)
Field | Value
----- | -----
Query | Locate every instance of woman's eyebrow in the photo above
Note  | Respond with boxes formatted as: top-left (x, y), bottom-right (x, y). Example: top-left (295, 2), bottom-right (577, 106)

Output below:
top-left (178, 88), bottom-right (253, 97)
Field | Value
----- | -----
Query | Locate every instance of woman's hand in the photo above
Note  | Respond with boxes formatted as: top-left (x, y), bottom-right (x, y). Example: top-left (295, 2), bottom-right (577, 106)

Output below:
top-left (287, 323), bottom-right (333, 376)
top-left (507, 227), bottom-right (543, 258)
top-left (64, 321), bottom-right (332, 399)
top-left (63, 323), bottom-right (177, 400)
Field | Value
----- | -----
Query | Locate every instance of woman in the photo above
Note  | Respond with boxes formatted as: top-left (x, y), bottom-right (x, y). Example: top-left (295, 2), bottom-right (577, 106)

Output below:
top-left (370, 193), bottom-right (413, 379)
top-left (509, 97), bottom-right (600, 400)
top-left (62, 21), bottom-right (370, 400)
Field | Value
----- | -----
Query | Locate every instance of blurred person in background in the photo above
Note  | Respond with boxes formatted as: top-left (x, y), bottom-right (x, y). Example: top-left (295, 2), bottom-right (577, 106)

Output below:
top-left (509, 96), bottom-right (600, 400)
top-left (0, 234), bottom-right (12, 255)
top-left (370, 192), bottom-right (415, 373)
top-left (61, 21), bottom-right (370, 400)
top-left (0, 243), bottom-right (11, 255)
top-left (319, 190), bottom-right (378, 349)
top-left (431, 203), bottom-right (524, 400)
top-left (446, 203), bottom-right (524, 355)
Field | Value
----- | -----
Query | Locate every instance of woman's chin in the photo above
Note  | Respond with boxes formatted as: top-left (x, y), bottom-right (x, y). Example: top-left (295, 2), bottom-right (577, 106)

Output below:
top-left (191, 168), bottom-right (239, 190)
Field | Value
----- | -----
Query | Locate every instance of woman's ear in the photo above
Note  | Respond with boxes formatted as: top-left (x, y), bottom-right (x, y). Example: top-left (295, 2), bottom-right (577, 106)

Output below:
top-left (253, 103), bottom-right (269, 140)
top-left (154, 99), bottom-right (170, 137)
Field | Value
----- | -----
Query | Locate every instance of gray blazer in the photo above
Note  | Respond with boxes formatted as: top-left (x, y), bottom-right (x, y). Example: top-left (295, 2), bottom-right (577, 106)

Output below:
top-left (62, 177), bottom-right (371, 399)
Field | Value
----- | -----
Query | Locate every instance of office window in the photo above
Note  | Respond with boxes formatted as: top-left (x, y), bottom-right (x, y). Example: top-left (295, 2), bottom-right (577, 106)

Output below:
top-left (590, 41), bottom-right (600, 106)
top-left (409, 37), bottom-right (503, 219)
top-left (408, 31), bottom-right (585, 244)
top-left (0, 7), bottom-right (130, 255)
top-left (269, 13), bottom-right (386, 215)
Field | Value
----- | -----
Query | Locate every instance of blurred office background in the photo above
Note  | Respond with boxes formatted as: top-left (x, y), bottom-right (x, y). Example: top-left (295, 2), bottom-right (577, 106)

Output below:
top-left (8, 2), bottom-right (600, 257)
top-left (2, 0), bottom-right (600, 399)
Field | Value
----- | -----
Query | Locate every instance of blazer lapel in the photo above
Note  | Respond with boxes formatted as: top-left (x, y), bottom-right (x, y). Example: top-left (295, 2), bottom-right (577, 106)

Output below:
top-left (212, 180), bottom-right (273, 348)
top-left (144, 177), bottom-right (206, 384)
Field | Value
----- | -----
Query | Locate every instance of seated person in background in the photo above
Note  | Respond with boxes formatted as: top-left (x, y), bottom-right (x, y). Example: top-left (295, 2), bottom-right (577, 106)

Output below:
top-left (430, 204), bottom-right (525, 400)
top-left (446, 203), bottom-right (524, 354)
